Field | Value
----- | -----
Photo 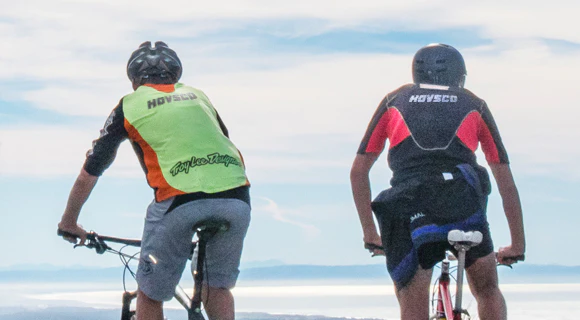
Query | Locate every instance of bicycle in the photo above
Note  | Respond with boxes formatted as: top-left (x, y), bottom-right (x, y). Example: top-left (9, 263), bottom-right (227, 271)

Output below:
top-left (429, 229), bottom-right (525, 320)
top-left (58, 218), bottom-right (230, 320)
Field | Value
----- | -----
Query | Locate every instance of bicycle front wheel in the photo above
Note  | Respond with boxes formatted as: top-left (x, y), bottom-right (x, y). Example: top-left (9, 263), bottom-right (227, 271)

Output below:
top-left (429, 311), bottom-right (471, 320)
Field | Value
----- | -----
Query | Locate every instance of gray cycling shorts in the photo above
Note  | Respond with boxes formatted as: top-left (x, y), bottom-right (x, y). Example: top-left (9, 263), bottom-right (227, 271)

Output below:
top-left (136, 197), bottom-right (251, 302)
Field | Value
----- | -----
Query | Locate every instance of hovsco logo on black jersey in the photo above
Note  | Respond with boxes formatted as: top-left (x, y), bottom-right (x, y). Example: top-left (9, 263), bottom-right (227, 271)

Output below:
top-left (409, 94), bottom-right (458, 103)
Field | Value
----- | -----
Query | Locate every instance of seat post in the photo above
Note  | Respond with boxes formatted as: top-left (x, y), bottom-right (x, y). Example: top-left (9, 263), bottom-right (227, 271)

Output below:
top-left (191, 231), bottom-right (210, 318)
top-left (189, 219), bottom-right (230, 320)
top-left (453, 245), bottom-right (468, 313)
top-left (447, 230), bottom-right (482, 317)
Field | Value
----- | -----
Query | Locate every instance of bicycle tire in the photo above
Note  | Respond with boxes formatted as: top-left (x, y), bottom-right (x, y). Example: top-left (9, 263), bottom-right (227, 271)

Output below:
top-left (428, 314), bottom-right (470, 320)
top-left (129, 315), bottom-right (169, 320)
top-left (189, 312), bottom-right (206, 320)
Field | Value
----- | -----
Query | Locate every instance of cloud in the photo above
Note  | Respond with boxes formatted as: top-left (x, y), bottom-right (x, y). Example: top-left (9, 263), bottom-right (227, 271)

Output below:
top-left (18, 85), bottom-right (128, 117)
top-left (465, 42), bottom-right (580, 173)
top-left (0, 124), bottom-right (142, 177)
top-left (1, 41), bottom-right (579, 182)
top-left (4, 1), bottom-right (580, 41)
top-left (1, 2), bottom-right (579, 182)
top-left (253, 197), bottom-right (320, 238)
top-left (2, 1), bottom-right (579, 84)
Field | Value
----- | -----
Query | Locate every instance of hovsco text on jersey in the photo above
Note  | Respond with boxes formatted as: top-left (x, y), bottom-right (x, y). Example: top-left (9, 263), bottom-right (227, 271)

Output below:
top-left (409, 94), bottom-right (458, 103)
top-left (170, 153), bottom-right (241, 176)
top-left (148, 92), bottom-right (198, 109)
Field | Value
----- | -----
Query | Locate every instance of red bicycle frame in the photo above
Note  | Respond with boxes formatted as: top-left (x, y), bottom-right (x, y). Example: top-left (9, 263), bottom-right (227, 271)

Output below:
top-left (432, 244), bottom-right (472, 320)
top-left (434, 260), bottom-right (458, 320)
top-left (431, 230), bottom-right (523, 320)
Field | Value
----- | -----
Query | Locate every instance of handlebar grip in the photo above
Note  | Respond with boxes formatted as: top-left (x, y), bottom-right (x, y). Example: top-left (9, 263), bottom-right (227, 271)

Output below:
top-left (364, 243), bottom-right (384, 251)
top-left (504, 254), bottom-right (525, 261)
top-left (57, 229), bottom-right (80, 239)
top-left (496, 253), bottom-right (525, 268)
top-left (495, 252), bottom-right (525, 262)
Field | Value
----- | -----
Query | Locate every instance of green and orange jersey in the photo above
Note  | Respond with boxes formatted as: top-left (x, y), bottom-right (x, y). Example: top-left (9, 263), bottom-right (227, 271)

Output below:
top-left (84, 83), bottom-right (250, 202)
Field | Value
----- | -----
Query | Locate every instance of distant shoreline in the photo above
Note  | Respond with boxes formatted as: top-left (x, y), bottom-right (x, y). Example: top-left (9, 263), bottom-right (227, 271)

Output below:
top-left (2, 263), bottom-right (579, 284)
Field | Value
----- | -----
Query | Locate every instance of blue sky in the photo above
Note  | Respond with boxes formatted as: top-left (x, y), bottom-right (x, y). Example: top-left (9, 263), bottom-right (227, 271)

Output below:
top-left (1, 1), bottom-right (579, 269)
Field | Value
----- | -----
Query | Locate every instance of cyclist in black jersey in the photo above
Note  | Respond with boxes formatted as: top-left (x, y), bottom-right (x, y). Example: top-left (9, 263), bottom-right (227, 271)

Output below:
top-left (351, 44), bottom-right (525, 320)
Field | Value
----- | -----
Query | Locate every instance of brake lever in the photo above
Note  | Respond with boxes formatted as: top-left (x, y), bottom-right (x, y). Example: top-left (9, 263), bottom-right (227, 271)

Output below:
top-left (89, 234), bottom-right (109, 254)
top-left (496, 253), bottom-right (525, 269)
top-left (59, 229), bottom-right (107, 254)
top-left (364, 243), bottom-right (385, 257)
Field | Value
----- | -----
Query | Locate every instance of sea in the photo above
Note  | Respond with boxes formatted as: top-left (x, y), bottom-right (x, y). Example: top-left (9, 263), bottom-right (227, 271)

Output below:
top-left (1, 279), bottom-right (579, 319)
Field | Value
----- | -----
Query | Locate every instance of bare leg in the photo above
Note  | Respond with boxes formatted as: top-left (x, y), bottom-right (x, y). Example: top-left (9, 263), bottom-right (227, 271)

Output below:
top-left (136, 290), bottom-right (164, 320)
top-left (465, 253), bottom-right (507, 320)
top-left (395, 267), bottom-right (433, 320)
top-left (202, 284), bottom-right (235, 320)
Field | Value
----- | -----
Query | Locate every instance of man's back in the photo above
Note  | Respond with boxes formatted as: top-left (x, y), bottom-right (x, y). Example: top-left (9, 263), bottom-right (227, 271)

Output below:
top-left (84, 82), bottom-right (249, 202)
top-left (121, 83), bottom-right (249, 200)
top-left (358, 83), bottom-right (508, 182)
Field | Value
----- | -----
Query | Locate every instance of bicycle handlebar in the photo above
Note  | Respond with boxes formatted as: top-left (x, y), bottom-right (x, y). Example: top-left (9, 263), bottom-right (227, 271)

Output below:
top-left (57, 229), bottom-right (141, 254)
top-left (496, 253), bottom-right (525, 268)
top-left (501, 254), bottom-right (525, 261)
top-left (364, 243), bottom-right (384, 251)
top-left (364, 243), bottom-right (385, 257)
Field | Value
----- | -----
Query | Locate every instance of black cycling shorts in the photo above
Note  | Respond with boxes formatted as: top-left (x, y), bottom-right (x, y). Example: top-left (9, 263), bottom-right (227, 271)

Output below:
top-left (372, 164), bottom-right (494, 289)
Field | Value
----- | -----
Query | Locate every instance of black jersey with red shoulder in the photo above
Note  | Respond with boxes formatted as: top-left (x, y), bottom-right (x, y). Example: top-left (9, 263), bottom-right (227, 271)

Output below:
top-left (358, 83), bottom-right (508, 180)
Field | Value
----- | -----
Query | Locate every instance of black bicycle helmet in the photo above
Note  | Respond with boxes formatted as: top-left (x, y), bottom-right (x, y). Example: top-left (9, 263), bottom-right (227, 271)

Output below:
top-left (127, 41), bottom-right (182, 85)
top-left (412, 43), bottom-right (466, 87)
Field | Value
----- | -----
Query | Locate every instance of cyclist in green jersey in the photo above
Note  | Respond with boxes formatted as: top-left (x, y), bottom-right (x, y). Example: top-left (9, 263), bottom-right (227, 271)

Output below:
top-left (58, 41), bottom-right (251, 320)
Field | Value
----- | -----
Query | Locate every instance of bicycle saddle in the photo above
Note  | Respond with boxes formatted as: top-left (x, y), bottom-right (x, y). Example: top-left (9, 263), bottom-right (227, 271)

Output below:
top-left (192, 218), bottom-right (230, 233)
top-left (447, 230), bottom-right (483, 247)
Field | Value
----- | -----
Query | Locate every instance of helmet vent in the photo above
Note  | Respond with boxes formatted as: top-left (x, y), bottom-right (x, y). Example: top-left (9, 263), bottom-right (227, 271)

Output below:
top-left (127, 41), bottom-right (182, 84)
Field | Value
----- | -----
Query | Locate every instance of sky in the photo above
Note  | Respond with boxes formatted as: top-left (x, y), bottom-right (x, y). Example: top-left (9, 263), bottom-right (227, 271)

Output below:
top-left (1, 0), bottom-right (579, 269)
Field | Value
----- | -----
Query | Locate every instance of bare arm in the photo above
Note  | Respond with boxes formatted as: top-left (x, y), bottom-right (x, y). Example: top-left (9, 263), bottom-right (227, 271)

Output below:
top-left (489, 163), bottom-right (525, 263)
top-left (58, 168), bottom-right (99, 244)
top-left (350, 153), bottom-right (383, 254)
